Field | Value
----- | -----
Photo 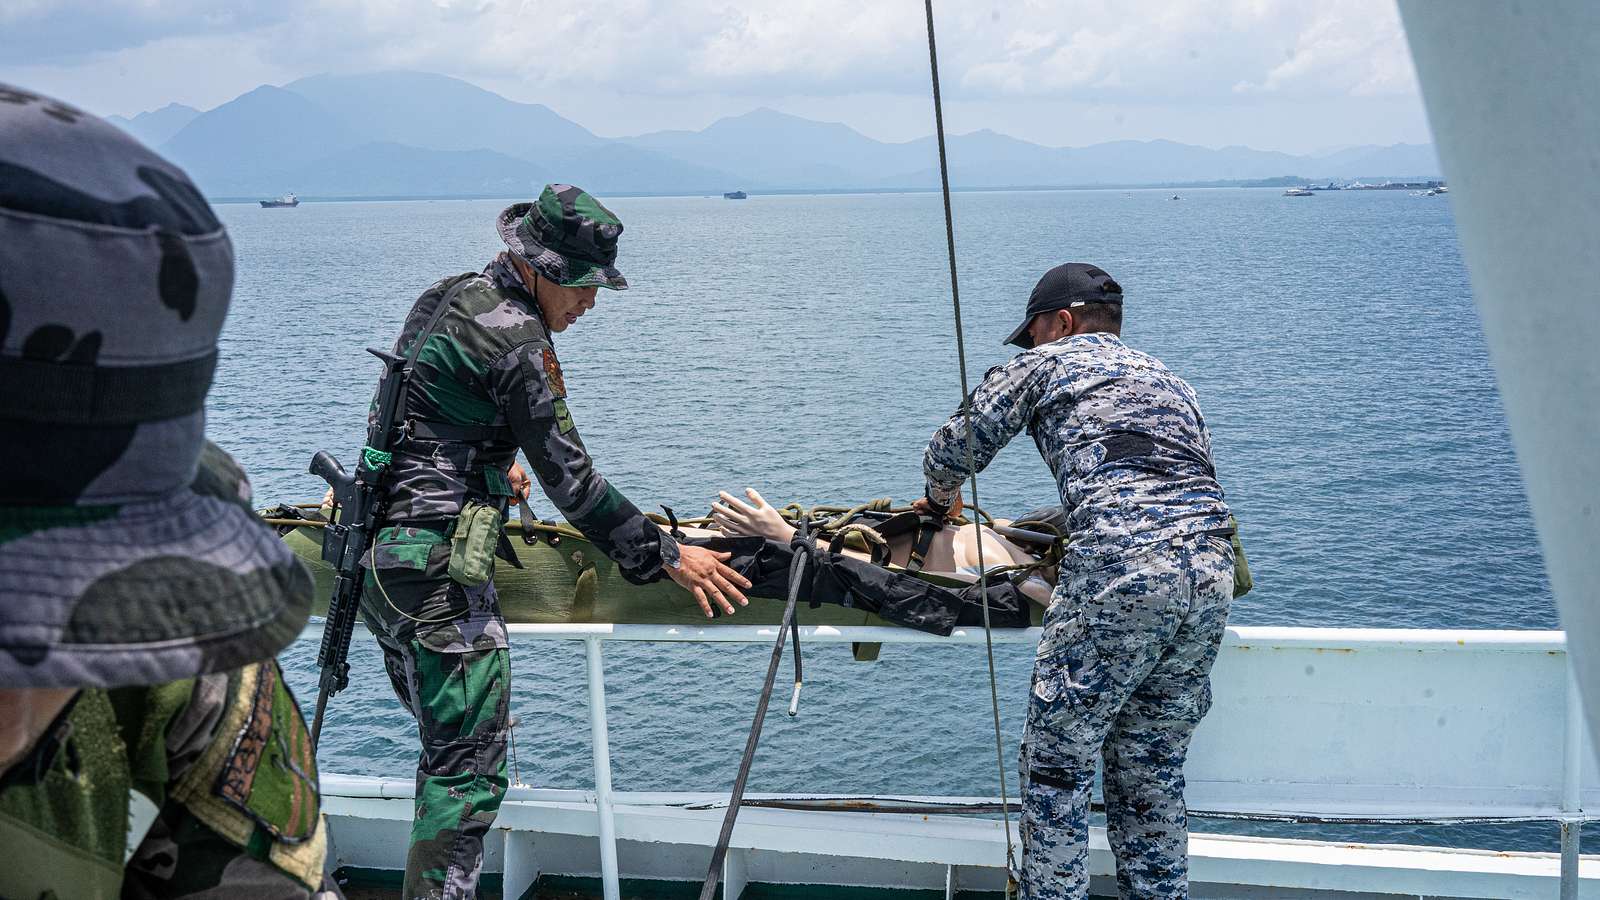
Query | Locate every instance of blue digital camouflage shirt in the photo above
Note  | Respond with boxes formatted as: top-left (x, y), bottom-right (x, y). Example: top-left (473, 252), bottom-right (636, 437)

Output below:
top-left (924, 332), bottom-right (1230, 561)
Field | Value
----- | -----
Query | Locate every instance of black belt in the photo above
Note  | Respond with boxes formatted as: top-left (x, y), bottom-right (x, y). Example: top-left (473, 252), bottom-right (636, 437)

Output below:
top-left (408, 419), bottom-right (513, 442)
top-left (387, 518), bottom-right (454, 533)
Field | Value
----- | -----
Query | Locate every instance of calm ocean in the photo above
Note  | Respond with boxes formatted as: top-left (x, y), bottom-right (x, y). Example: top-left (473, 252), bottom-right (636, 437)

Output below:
top-left (210, 188), bottom-right (1581, 854)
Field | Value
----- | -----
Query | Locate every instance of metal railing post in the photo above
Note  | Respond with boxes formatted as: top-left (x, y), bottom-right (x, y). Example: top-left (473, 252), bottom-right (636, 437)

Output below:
top-left (585, 637), bottom-right (622, 900)
top-left (1560, 658), bottom-right (1583, 900)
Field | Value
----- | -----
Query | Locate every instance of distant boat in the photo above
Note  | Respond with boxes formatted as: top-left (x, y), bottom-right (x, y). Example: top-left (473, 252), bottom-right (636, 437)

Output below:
top-left (1170, 194), bottom-right (1182, 200)
top-left (1283, 188), bottom-right (1315, 197)
top-left (723, 190), bottom-right (748, 200)
top-left (260, 193), bottom-right (299, 208)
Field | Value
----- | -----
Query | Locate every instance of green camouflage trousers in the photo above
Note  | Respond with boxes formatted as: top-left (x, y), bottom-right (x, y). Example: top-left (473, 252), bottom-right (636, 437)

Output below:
top-left (361, 525), bottom-right (511, 900)
top-left (0, 662), bottom-right (329, 900)
top-left (1019, 534), bottom-right (1233, 900)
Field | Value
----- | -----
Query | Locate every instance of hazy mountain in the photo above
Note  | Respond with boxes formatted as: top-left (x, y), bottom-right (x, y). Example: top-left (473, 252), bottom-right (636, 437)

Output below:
top-left (283, 71), bottom-right (603, 157)
top-left (161, 85), bottom-right (363, 194)
top-left (161, 72), bottom-right (737, 198)
top-left (624, 109), bottom-right (1433, 189)
top-left (1311, 143), bottom-right (1442, 179)
top-left (275, 143), bottom-right (549, 197)
top-left (624, 107), bottom-right (925, 188)
top-left (537, 143), bottom-right (738, 195)
top-left (107, 102), bottom-right (199, 147)
top-left (152, 70), bottom-right (1439, 198)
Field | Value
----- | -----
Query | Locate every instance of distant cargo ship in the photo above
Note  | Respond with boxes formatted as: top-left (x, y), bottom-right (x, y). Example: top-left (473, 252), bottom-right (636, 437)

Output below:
top-left (723, 190), bottom-right (748, 200)
top-left (260, 193), bottom-right (300, 208)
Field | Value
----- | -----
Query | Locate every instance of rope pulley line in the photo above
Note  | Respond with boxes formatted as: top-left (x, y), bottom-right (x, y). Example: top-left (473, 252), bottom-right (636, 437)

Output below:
top-left (923, 0), bottom-right (1021, 890)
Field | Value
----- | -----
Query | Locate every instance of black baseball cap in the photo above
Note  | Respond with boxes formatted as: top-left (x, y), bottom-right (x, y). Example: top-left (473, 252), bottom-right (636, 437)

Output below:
top-left (1003, 263), bottom-right (1124, 348)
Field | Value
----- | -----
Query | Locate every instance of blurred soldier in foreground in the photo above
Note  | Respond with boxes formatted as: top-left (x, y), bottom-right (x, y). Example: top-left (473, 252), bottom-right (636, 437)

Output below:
top-left (914, 263), bottom-right (1235, 900)
top-left (360, 184), bottom-right (750, 899)
top-left (0, 85), bottom-right (333, 898)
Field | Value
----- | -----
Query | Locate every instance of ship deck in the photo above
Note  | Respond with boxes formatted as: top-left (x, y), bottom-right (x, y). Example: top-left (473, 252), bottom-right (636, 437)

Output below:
top-left (321, 778), bottom-right (1598, 899)
top-left (310, 622), bottom-right (1598, 899)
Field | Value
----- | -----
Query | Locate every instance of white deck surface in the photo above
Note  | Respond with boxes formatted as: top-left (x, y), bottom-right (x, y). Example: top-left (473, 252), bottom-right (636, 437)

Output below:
top-left (320, 776), bottom-right (1599, 898)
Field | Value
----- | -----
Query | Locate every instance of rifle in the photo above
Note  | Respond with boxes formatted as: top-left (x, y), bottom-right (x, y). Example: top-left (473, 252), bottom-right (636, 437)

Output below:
top-left (307, 347), bottom-right (409, 750)
top-left (305, 275), bottom-right (472, 750)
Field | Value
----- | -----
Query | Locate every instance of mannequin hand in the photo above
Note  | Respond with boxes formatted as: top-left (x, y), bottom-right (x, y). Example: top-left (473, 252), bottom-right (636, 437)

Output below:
top-left (711, 488), bottom-right (796, 543)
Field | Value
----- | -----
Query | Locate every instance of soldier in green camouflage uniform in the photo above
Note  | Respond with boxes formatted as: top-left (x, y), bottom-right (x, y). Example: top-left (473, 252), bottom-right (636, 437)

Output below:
top-left (363, 184), bottom-right (750, 900)
top-left (0, 85), bottom-right (332, 898)
top-left (917, 264), bottom-right (1234, 900)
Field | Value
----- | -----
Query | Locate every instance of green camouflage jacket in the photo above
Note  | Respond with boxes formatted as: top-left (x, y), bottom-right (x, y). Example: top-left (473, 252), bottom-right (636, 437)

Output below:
top-left (371, 258), bottom-right (677, 583)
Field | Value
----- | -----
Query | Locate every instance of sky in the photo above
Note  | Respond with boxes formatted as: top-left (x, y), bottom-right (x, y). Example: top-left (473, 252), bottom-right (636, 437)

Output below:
top-left (0, 0), bottom-right (1433, 154)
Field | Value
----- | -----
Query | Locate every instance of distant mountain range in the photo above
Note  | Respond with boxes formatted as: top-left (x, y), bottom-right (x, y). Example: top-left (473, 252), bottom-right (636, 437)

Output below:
top-left (107, 102), bottom-right (200, 147)
top-left (111, 71), bottom-right (1441, 199)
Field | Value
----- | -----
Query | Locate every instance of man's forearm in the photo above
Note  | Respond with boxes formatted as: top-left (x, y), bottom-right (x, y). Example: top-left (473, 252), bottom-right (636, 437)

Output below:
top-left (924, 477), bottom-right (963, 511)
top-left (923, 415), bottom-right (977, 510)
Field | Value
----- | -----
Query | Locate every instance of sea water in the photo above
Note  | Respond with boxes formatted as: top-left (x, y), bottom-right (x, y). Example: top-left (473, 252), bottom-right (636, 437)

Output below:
top-left (212, 188), bottom-right (1580, 854)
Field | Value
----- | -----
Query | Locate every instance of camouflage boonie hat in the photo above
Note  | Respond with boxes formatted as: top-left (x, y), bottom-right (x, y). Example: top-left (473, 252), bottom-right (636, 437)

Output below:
top-left (496, 183), bottom-right (629, 290)
top-left (0, 84), bottom-right (313, 688)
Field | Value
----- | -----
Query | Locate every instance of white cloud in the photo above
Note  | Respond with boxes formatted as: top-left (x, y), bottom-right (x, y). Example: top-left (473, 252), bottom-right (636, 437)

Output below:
top-left (960, 1), bottom-right (1415, 102)
top-left (0, 0), bottom-right (1428, 151)
top-left (1234, 2), bottom-right (1417, 96)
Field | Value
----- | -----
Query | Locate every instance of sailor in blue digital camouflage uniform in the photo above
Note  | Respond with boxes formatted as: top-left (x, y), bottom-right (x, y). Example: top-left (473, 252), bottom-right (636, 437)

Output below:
top-left (914, 263), bottom-right (1234, 900)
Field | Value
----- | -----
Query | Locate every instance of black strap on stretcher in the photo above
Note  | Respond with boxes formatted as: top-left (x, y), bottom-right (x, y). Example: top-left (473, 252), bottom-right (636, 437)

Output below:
top-left (698, 522), bottom-right (812, 900)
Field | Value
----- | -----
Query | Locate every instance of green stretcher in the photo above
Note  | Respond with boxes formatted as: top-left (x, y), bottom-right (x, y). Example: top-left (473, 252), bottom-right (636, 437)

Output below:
top-left (266, 504), bottom-right (1049, 655)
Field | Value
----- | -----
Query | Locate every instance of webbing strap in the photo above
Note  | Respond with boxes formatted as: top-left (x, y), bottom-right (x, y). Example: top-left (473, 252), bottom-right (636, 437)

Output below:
top-left (407, 420), bottom-right (512, 442)
top-left (0, 350), bottom-right (216, 425)
top-left (402, 275), bottom-right (474, 376)
top-left (906, 518), bottom-right (940, 574)
top-left (390, 273), bottom-right (477, 442)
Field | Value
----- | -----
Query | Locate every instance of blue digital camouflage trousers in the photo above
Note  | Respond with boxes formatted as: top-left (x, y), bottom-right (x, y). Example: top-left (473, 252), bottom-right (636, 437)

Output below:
top-left (1019, 534), bottom-right (1234, 900)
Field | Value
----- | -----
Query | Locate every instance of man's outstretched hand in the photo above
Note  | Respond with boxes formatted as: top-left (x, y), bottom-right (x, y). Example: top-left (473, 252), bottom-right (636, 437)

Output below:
top-left (668, 544), bottom-right (752, 617)
top-left (911, 493), bottom-right (965, 521)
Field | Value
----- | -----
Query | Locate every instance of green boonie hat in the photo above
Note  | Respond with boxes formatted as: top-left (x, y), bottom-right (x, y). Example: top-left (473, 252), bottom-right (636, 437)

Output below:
top-left (497, 183), bottom-right (629, 290)
top-left (0, 84), bottom-right (313, 689)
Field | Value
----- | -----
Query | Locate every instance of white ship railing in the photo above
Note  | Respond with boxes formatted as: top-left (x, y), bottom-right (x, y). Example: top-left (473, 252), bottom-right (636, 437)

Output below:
top-left (307, 623), bottom-right (1596, 900)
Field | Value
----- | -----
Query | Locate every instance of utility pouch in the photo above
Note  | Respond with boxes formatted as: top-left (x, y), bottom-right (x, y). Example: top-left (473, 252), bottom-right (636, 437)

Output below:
top-left (448, 501), bottom-right (503, 587)
top-left (1229, 514), bottom-right (1253, 598)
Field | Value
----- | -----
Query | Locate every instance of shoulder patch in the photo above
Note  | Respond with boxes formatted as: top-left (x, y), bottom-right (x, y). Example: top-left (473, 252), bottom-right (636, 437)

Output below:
top-left (542, 347), bottom-right (567, 398)
top-left (553, 399), bottom-right (576, 434)
top-left (214, 661), bottom-right (319, 844)
top-left (170, 662), bottom-right (325, 889)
